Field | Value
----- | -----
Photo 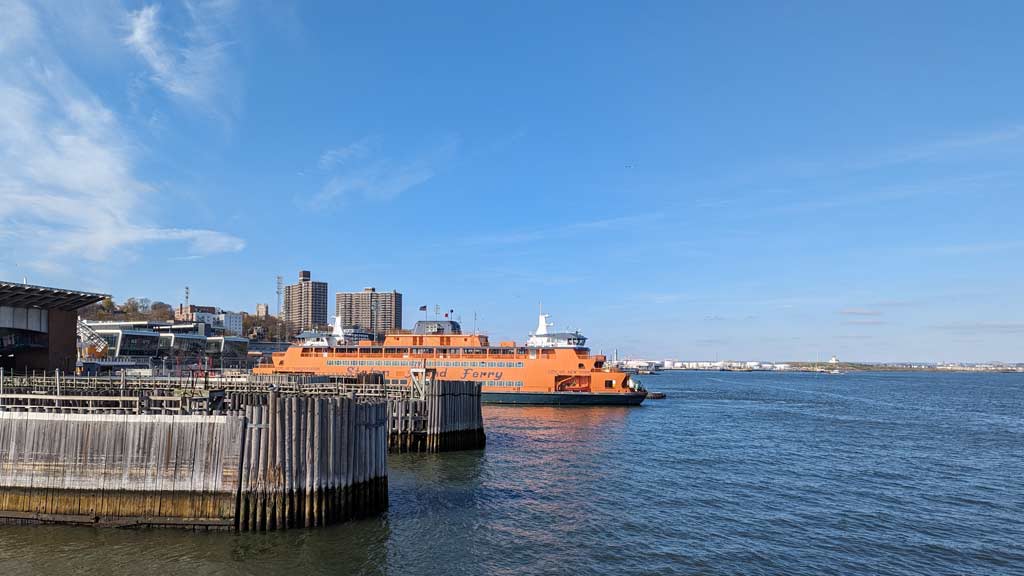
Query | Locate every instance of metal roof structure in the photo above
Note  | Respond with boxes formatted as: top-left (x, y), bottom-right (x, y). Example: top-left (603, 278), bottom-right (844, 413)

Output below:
top-left (0, 281), bottom-right (108, 311)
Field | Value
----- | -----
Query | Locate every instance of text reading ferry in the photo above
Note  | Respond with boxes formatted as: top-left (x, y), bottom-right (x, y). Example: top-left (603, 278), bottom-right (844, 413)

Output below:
top-left (254, 312), bottom-right (647, 405)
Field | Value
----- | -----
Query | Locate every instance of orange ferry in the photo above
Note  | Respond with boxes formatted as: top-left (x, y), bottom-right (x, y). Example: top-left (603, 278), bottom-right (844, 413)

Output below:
top-left (254, 313), bottom-right (646, 405)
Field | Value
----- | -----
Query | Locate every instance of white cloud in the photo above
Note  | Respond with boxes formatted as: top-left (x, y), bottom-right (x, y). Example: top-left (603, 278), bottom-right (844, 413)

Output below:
top-left (124, 1), bottom-right (238, 114)
top-left (319, 139), bottom-right (373, 170)
top-left (0, 0), bottom-right (38, 53)
top-left (0, 0), bottom-right (243, 273)
top-left (312, 137), bottom-right (457, 206)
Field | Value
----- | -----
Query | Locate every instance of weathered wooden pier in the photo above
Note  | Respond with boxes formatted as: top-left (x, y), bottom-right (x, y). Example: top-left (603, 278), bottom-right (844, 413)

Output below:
top-left (0, 377), bottom-right (388, 530)
top-left (0, 369), bottom-right (484, 529)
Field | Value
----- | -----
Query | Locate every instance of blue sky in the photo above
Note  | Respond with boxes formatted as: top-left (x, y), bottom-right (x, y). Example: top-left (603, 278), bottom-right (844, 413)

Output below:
top-left (1, 1), bottom-right (1022, 362)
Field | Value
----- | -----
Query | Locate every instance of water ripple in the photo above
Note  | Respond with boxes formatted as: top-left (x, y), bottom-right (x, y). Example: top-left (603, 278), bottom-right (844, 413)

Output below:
top-left (1, 371), bottom-right (1022, 575)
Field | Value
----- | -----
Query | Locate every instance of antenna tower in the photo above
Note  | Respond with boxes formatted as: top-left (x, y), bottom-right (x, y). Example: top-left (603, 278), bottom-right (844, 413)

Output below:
top-left (276, 275), bottom-right (284, 318)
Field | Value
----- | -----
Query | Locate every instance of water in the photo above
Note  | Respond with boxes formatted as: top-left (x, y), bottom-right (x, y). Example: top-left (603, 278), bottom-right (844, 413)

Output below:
top-left (1, 371), bottom-right (1022, 575)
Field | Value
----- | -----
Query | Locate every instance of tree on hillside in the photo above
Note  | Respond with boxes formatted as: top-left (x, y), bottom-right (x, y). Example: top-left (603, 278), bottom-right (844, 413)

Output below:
top-left (150, 301), bottom-right (174, 321)
top-left (243, 313), bottom-right (288, 341)
top-left (79, 297), bottom-right (175, 322)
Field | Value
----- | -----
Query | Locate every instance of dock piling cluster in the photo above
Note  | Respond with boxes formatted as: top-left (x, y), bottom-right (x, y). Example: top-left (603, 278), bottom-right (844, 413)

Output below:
top-left (236, 392), bottom-right (387, 531)
top-left (389, 380), bottom-right (486, 452)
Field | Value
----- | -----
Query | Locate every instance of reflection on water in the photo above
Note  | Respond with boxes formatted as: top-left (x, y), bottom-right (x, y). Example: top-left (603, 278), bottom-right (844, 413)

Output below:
top-left (1, 371), bottom-right (1023, 575)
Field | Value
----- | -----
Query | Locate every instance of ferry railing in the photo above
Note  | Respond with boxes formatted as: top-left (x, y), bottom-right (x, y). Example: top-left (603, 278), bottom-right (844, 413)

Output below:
top-left (303, 348), bottom-right (602, 362)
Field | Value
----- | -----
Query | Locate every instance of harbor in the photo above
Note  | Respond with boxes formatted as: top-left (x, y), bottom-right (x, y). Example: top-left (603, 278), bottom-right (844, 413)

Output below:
top-left (3, 2), bottom-right (1023, 573)
top-left (1, 370), bottom-right (1021, 575)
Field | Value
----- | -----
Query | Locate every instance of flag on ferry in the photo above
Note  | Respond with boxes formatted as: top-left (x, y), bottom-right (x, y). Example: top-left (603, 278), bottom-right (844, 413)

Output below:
top-left (418, 305), bottom-right (427, 311)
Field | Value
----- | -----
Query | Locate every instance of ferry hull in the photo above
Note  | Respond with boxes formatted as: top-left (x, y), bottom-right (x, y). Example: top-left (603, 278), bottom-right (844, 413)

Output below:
top-left (482, 391), bottom-right (647, 406)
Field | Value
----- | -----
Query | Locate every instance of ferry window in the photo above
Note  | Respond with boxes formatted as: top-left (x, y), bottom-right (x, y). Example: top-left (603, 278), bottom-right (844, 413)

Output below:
top-left (578, 363), bottom-right (585, 369)
top-left (529, 350), bottom-right (537, 360)
top-left (605, 380), bottom-right (614, 389)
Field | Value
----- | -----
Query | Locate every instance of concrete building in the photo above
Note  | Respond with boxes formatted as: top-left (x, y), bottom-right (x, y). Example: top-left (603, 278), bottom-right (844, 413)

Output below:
top-left (255, 303), bottom-right (269, 319)
top-left (335, 287), bottom-right (402, 335)
top-left (175, 305), bottom-right (242, 336)
top-left (175, 304), bottom-right (216, 322)
top-left (0, 281), bottom-right (107, 373)
top-left (216, 311), bottom-right (243, 336)
top-left (283, 270), bottom-right (328, 335)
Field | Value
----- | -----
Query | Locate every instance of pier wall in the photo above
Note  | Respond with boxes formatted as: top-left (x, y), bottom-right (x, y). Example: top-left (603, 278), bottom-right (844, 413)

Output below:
top-left (0, 412), bottom-right (243, 528)
top-left (0, 389), bottom-right (388, 530)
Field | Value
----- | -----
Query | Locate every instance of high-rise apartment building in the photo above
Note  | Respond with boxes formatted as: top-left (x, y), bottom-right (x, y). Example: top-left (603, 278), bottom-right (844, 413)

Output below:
top-left (255, 303), bottom-right (269, 319)
top-left (335, 287), bottom-right (402, 335)
top-left (283, 270), bottom-right (328, 334)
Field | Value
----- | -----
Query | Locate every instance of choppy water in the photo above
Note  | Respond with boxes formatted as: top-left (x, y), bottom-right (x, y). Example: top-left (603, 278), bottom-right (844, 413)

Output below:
top-left (1, 371), bottom-right (1023, 575)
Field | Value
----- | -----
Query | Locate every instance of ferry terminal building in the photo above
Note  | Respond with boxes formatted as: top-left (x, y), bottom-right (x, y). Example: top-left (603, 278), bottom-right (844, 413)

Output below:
top-left (0, 281), bottom-right (107, 373)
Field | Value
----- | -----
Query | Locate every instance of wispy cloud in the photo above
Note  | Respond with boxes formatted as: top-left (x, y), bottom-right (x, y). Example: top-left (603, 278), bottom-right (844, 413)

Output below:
top-left (776, 172), bottom-right (1007, 214)
top-left (696, 124), bottom-right (1024, 216)
top-left (778, 125), bottom-right (1024, 180)
top-left (465, 214), bottom-right (663, 246)
top-left (876, 299), bottom-right (916, 307)
top-left (934, 240), bottom-right (1024, 256)
top-left (637, 292), bottom-right (691, 305)
top-left (124, 1), bottom-right (238, 115)
top-left (839, 308), bottom-right (882, 316)
top-left (311, 136), bottom-right (457, 206)
top-left (704, 314), bottom-right (757, 322)
top-left (849, 125), bottom-right (1024, 172)
top-left (931, 322), bottom-right (1024, 336)
top-left (842, 319), bottom-right (887, 326)
top-left (318, 139), bottom-right (373, 170)
top-left (0, 0), bottom-right (244, 273)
